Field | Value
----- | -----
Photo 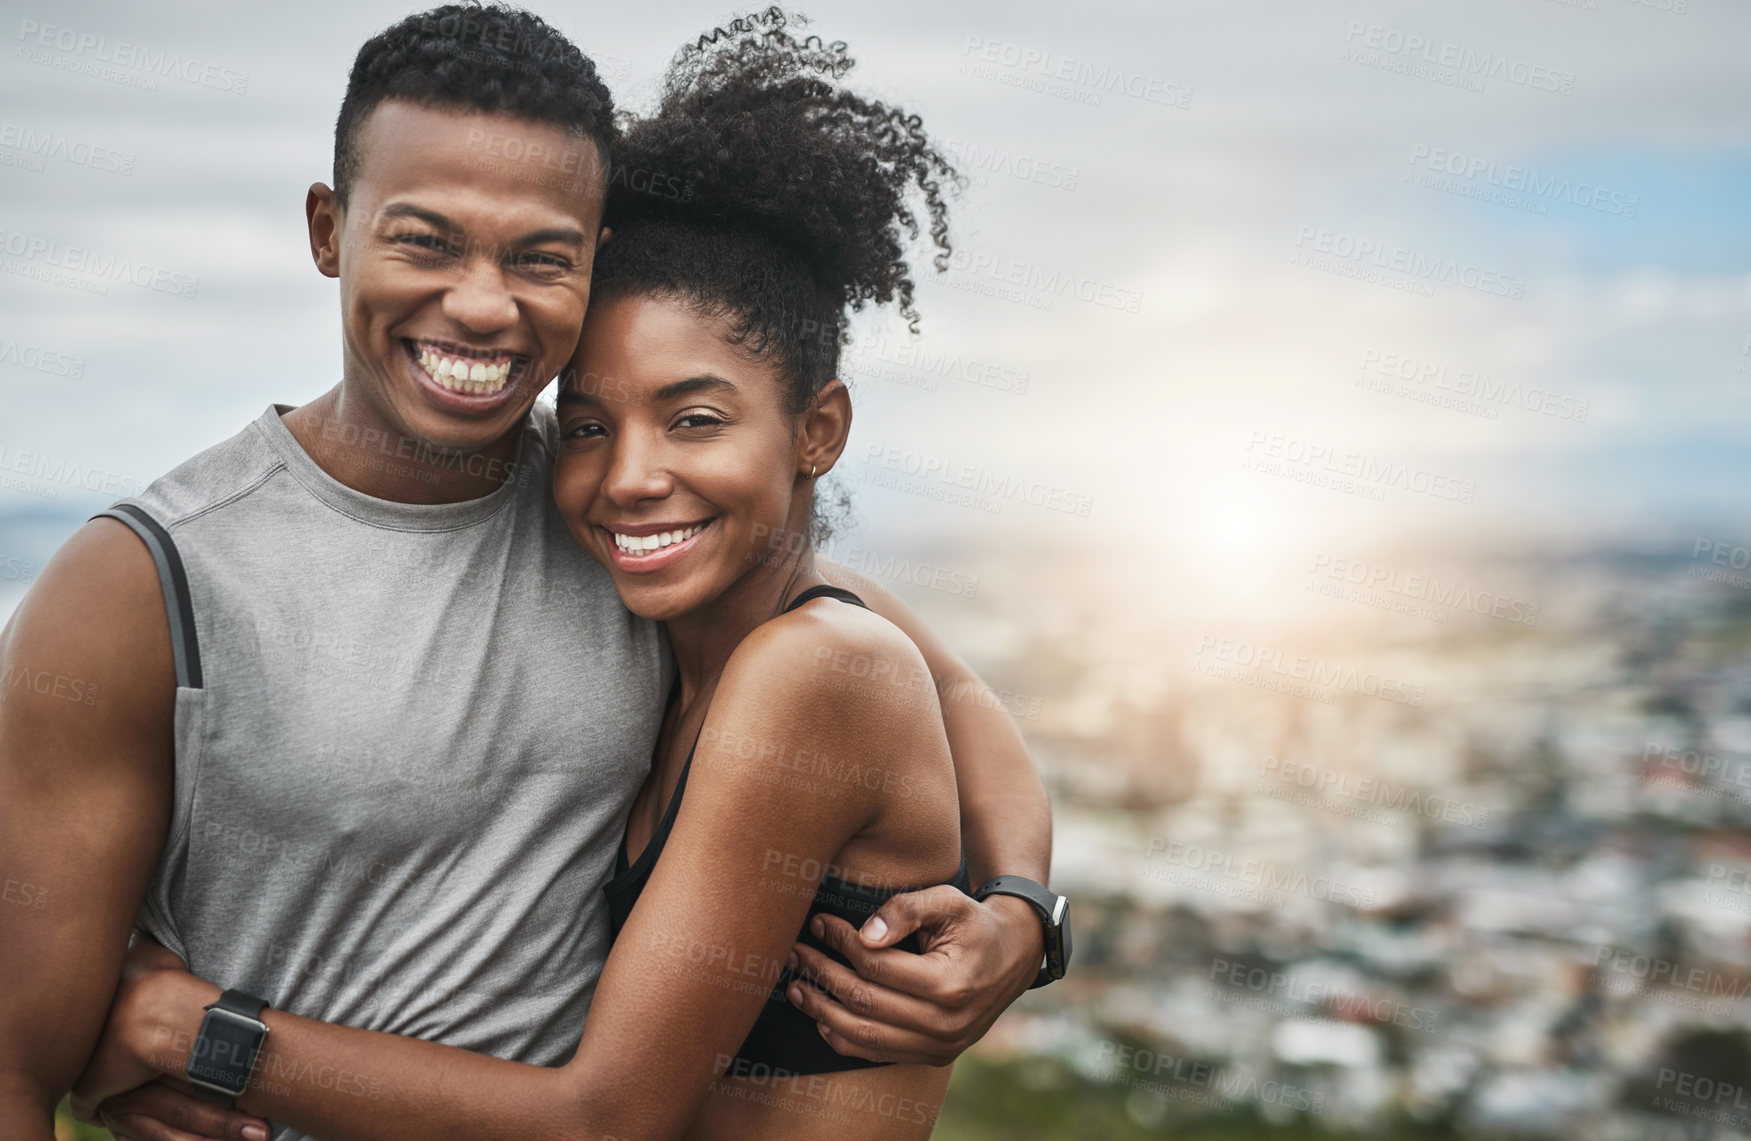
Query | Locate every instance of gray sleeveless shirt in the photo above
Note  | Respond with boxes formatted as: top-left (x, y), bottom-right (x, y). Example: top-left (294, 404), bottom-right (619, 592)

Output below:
top-left (100, 404), bottom-right (665, 1133)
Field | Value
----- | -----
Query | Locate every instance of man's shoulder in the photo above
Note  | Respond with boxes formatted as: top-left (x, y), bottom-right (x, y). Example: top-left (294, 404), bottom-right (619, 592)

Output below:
top-left (120, 407), bottom-right (284, 529)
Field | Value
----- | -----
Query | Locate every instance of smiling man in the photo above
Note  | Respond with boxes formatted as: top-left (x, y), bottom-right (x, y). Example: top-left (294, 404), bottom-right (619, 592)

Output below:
top-left (0, 7), bottom-right (1051, 1140)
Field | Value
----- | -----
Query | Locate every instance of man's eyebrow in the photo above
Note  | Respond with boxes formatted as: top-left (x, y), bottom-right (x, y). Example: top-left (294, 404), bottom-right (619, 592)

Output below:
top-left (520, 226), bottom-right (589, 247)
top-left (381, 203), bottom-right (459, 232)
top-left (655, 376), bottom-right (736, 401)
top-left (380, 204), bottom-right (586, 247)
top-left (556, 388), bottom-right (598, 406)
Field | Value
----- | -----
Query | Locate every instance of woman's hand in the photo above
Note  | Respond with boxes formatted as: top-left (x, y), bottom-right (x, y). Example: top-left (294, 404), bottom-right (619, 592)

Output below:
top-left (69, 936), bottom-right (269, 1139)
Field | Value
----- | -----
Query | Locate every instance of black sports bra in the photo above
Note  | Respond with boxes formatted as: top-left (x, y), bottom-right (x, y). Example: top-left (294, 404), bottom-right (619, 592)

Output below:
top-left (602, 584), bottom-right (970, 1075)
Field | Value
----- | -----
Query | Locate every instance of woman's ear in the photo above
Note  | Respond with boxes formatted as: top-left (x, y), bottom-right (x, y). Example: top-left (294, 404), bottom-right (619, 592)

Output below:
top-left (306, 183), bottom-right (341, 279)
top-left (799, 379), bottom-right (852, 480)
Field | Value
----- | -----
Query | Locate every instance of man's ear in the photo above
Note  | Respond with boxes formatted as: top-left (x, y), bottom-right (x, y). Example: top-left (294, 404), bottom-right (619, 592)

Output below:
top-left (799, 379), bottom-right (852, 480)
top-left (306, 182), bottom-right (341, 279)
top-left (597, 225), bottom-right (612, 249)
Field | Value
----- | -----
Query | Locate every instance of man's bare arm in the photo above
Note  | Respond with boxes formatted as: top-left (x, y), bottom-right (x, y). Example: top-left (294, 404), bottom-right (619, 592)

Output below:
top-left (0, 521), bottom-right (177, 1138)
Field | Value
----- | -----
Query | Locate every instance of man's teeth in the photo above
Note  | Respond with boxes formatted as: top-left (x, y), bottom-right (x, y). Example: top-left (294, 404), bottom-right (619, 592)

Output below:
top-left (612, 523), bottom-right (707, 554)
top-left (417, 347), bottom-right (513, 395)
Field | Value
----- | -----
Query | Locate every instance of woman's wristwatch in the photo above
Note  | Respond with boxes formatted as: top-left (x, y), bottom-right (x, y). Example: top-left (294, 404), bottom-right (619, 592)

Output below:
top-left (972, 876), bottom-right (1072, 989)
top-left (186, 988), bottom-right (272, 1105)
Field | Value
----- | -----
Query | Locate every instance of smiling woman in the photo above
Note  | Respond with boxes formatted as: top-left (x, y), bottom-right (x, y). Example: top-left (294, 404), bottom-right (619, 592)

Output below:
top-left (529, 12), bottom-right (983, 1124)
top-left (556, 298), bottom-right (814, 615)
top-left (552, 10), bottom-right (957, 624)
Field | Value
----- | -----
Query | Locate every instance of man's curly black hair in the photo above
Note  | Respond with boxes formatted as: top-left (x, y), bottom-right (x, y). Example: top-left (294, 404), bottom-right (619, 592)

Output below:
top-left (592, 7), bottom-right (959, 417)
top-left (333, 3), bottom-right (616, 207)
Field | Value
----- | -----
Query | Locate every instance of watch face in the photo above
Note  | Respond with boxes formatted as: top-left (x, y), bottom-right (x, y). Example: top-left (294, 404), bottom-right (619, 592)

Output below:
top-left (1049, 897), bottom-right (1072, 977)
top-left (188, 1009), bottom-right (265, 1095)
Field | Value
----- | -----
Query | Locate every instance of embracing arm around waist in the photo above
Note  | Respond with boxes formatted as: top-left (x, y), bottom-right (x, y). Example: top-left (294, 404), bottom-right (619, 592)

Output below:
top-left (0, 520), bottom-right (178, 1139)
top-left (100, 600), bottom-right (948, 1141)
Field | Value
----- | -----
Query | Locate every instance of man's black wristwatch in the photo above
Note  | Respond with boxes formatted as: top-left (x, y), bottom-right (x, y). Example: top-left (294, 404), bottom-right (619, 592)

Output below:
top-left (186, 989), bottom-right (271, 1105)
top-left (972, 876), bottom-right (1071, 989)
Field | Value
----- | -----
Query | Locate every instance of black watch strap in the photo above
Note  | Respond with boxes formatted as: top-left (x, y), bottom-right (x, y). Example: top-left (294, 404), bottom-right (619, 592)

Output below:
top-left (187, 988), bottom-right (271, 1106)
top-left (209, 988), bottom-right (270, 1020)
top-left (973, 875), bottom-right (1071, 989)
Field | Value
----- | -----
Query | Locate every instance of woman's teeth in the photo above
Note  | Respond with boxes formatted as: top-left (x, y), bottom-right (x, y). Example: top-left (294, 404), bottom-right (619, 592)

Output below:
top-left (612, 523), bottom-right (706, 554)
top-left (418, 347), bottom-right (513, 396)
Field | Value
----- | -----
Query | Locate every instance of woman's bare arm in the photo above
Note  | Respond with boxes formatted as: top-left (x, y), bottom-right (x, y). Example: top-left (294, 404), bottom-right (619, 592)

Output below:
top-left (79, 603), bottom-right (945, 1141)
top-left (807, 561), bottom-right (1051, 1064)
top-left (820, 564), bottom-right (1051, 889)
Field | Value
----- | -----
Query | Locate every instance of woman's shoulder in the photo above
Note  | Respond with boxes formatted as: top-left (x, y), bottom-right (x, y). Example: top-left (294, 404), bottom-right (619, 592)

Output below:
top-left (732, 592), bottom-right (930, 697)
top-left (706, 592), bottom-right (941, 763)
top-left (678, 595), bottom-right (943, 830)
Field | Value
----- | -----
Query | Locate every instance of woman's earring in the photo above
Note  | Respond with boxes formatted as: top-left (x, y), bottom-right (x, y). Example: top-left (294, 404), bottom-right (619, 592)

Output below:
top-left (810, 465), bottom-right (817, 479)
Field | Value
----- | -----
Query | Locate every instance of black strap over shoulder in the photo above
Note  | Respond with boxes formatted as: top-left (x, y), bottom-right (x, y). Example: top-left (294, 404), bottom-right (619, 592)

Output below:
top-left (622, 583), bottom-right (868, 877)
top-left (92, 505), bottom-right (203, 690)
top-left (782, 584), bottom-right (868, 613)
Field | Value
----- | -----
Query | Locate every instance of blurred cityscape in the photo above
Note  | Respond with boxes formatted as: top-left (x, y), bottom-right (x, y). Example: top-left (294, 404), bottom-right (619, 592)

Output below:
top-left (896, 537), bottom-right (1751, 1140)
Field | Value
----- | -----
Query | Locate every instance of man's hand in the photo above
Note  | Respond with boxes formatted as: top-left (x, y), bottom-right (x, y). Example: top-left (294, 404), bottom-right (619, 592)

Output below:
top-left (85, 1077), bottom-right (269, 1141)
top-left (786, 885), bottom-right (1044, 1065)
top-left (69, 937), bottom-right (264, 1141)
top-left (69, 939), bottom-right (187, 1123)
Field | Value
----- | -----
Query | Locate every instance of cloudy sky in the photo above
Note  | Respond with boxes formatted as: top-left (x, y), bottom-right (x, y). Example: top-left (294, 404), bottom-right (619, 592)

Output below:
top-left (3, 0), bottom-right (1749, 620)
